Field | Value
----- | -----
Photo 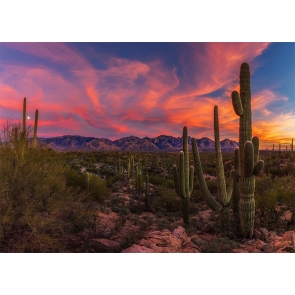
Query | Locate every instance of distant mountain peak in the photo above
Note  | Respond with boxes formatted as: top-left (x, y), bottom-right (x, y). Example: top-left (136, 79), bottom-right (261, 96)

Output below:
top-left (38, 134), bottom-right (238, 152)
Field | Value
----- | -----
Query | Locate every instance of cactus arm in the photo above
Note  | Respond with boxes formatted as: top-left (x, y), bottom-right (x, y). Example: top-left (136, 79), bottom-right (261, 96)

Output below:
top-left (253, 160), bottom-right (264, 176)
top-left (20, 97), bottom-right (27, 158)
top-left (191, 138), bottom-right (222, 211)
top-left (214, 105), bottom-right (228, 205)
top-left (252, 136), bottom-right (259, 165)
top-left (173, 165), bottom-right (181, 197)
top-left (231, 91), bottom-right (243, 116)
top-left (23, 97), bottom-right (26, 133)
top-left (225, 177), bottom-right (233, 204)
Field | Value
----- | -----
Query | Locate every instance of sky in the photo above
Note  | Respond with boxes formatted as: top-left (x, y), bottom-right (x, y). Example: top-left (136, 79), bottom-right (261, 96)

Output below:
top-left (0, 42), bottom-right (294, 149)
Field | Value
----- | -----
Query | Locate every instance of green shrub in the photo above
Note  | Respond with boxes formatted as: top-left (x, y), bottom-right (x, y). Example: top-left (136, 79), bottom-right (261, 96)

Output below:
top-left (149, 174), bottom-right (165, 186)
top-left (193, 237), bottom-right (239, 253)
top-left (255, 175), bottom-right (295, 229)
top-left (153, 186), bottom-right (182, 212)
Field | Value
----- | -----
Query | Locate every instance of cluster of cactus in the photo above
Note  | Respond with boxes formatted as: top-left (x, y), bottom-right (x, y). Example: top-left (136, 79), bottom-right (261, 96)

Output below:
top-left (116, 153), bottom-right (124, 175)
top-left (127, 153), bottom-right (134, 179)
top-left (191, 63), bottom-right (264, 238)
top-left (173, 126), bottom-right (194, 224)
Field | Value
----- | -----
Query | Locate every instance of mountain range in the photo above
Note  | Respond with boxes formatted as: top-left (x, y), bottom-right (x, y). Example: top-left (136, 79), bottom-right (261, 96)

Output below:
top-left (37, 135), bottom-right (238, 152)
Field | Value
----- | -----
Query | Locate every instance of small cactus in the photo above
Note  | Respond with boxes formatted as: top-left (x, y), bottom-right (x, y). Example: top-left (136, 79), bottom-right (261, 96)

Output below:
top-left (33, 109), bottom-right (39, 148)
top-left (173, 126), bottom-right (194, 224)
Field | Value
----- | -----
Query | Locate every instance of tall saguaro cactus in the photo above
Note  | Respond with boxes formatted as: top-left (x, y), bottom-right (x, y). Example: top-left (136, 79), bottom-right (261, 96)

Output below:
top-left (230, 63), bottom-right (264, 238)
top-left (33, 109), bottom-right (39, 148)
top-left (20, 97), bottom-right (27, 158)
top-left (191, 106), bottom-right (232, 212)
top-left (173, 126), bottom-right (194, 224)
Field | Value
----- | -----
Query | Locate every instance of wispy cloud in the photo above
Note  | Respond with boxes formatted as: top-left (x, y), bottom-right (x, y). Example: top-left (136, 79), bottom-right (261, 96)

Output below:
top-left (1, 42), bottom-right (293, 145)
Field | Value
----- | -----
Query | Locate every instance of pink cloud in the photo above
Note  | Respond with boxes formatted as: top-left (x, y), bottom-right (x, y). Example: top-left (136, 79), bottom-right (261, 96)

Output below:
top-left (3, 42), bottom-right (292, 144)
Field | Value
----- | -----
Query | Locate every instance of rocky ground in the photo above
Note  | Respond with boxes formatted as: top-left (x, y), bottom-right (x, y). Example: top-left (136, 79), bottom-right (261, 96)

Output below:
top-left (70, 180), bottom-right (295, 253)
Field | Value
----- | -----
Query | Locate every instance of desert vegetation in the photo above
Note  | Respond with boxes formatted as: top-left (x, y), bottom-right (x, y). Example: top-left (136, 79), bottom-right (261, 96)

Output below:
top-left (0, 63), bottom-right (294, 253)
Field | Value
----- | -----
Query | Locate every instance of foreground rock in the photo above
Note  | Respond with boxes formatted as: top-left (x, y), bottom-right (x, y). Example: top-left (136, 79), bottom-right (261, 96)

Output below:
top-left (231, 229), bottom-right (295, 253)
top-left (121, 226), bottom-right (201, 253)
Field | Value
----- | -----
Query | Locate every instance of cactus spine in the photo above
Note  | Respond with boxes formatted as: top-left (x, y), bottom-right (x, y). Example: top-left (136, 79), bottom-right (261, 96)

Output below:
top-left (230, 63), bottom-right (264, 238)
top-left (191, 106), bottom-right (232, 212)
top-left (173, 126), bottom-right (194, 224)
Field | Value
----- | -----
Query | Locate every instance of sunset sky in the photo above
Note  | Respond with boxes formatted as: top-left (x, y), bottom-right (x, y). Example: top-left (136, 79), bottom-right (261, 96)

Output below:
top-left (0, 42), bottom-right (294, 149)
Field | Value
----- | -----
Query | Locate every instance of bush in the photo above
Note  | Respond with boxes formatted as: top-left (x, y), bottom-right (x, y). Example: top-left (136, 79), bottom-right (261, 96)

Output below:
top-left (0, 122), bottom-right (101, 252)
top-left (153, 186), bottom-right (182, 213)
top-left (193, 237), bottom-right (239, 253)
top-left (64, 167), bottom-right (109, 203)
top-left (255, 175), bottom-right (295, 229)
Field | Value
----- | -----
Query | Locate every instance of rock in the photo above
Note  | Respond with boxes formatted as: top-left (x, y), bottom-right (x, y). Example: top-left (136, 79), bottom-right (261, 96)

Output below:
top-left (265, 231), bottom-right (276, 243)
top-left (261, 244), bottom-right (274, 253)
top-left (121, 226), bottom-right (201, 253)
top-left (257, 228), bottom-right (269, 240)
top-left (254, 229), bottom-right (262, 240)
top-left (172, 226), bottom-right (188, 243)
top-left (273, 239), bottom-right (283, 251)
top-left (279, 231), bottom-right (295, 250)
top-left (90, 238), bottom-right (121, 252)
top-left (240, 244), bottom-right (256, 253)
top-left (255, 239), bottom-right (266, 250)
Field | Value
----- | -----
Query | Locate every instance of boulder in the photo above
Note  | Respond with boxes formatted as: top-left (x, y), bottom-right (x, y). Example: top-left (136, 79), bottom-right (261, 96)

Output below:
top-left (121, 226), bottom-right (201, 253)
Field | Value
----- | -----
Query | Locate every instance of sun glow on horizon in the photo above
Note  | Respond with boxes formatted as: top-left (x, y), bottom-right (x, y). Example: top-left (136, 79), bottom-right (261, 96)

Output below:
top-left (0, 42), bottom-right (294, 145)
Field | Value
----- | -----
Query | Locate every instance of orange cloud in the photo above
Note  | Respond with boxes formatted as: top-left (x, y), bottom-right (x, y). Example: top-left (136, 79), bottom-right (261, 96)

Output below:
top-left (3, 42), bottom-right (292, 144)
